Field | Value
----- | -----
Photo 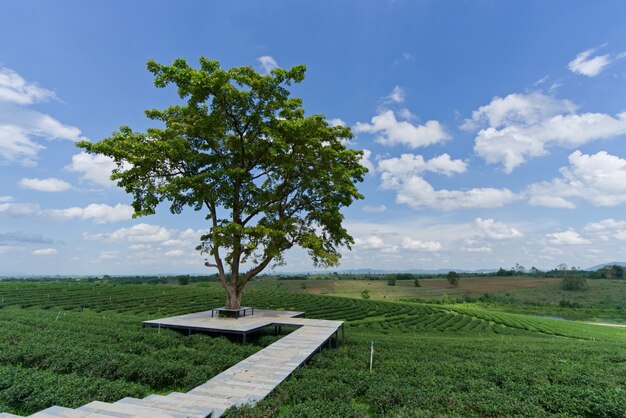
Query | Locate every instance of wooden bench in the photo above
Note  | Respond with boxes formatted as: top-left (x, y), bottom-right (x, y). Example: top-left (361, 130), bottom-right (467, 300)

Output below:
top-left (211, 306), bottom-right (254, 318)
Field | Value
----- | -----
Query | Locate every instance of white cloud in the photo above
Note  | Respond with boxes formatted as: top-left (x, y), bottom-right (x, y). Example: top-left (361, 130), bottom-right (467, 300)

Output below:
top-left (462, 92), bottom-right (576, 131)
top-left (0, 112), bottom-right (86, 166)
top-left (614, 231), bottom-right (626, 241)
top-left (584, 219), bottom-right (626, 232)
top-left (402, 52), bottom-right (414, 62)
top-left (545, 229), bottom-right (590, 245)
top-left (0, 106), bottom-right (85, 143)
top-left (66, 152), bottom-right (118, 187)
top-left (0, 125), bottom-right (43, 165)
top-left (461, 245), bottom-right (492, 253)
top-left (354, 110), bottom-right (450, 148)
top-left (384, 86), bottom-right (405, 104)
top-left (257, 56), bottom-right (278, 74)
top-left (0, 202), bottom-right (42, 217)
top-left (50, 203), bottom-right (133, 223)
top-left (0, 201), bottom-right (133, 223)
top-left (464, 92), bottom-right (626, 172)
top-left (327, 118), bottom-right (346, 127)
top-left (19, 177), bottom-right (71, 192)
top-left (354, 235), bottom-right (386, 249)
top-left (377, 156), bottom-right (515, 211)
top-left (583, 219), bottom-right (626, 242)
top-left (0, 245), bottom-right (23, 254)
top-left (423, 154), bottom-right (467, 176)
top-left (32, 248), bottom-right (57, 255)
top-left (568, 47), bottom-right (611, 77)
top-left (617, 51), bottom-right (626, 60)
top-left (0, 66), bottom-right (55, 105)
top-left (475, 218), bottom-right (523, 240)
top-left (0, 196), bottom-right (11, 202)
top-left (359, 149), bottom-right (376, 174)
top-left (363, 205), bottom-right (387, 213)
top-left (401, 237), bottom-right (442, 252)
top-left (129, 244), bottom-right (151, 251)
top-left (90, 226), bottom-right (205, 265)
top-left (388, 176), bottom-right (517, 211)
top-left (549, 80), bottom-right (563, 92)
top-left (527, 196), bottom-right (575, 209)
top-left (528, 150), bottom-right (626, 208)
top-left (0, 68), bottom-right (87, 165)
top-left (98, 251), bottom-right (119, 260)
top-left (340, 219), bottom-right (599, 271)
top-left (378, 154), bottom-right (466, 184)
top-left (87, 223), bottom-right (171, 243)
top-left (178, 228), bottom-right (202, 242)
top-left (161, 239), bottom-right (183, 247)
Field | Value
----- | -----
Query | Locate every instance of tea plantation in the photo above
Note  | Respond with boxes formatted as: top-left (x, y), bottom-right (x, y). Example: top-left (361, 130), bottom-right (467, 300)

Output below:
top-left (0, 282), bottom-right (625, 416)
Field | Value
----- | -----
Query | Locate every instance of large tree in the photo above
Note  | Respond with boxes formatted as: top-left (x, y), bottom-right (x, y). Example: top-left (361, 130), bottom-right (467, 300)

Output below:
top-left (78, 58), bottom-right (367, 309)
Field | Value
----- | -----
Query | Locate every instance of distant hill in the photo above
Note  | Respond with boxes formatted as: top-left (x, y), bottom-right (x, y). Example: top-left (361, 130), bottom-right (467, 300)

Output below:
top-left (586, 262), bottom-right (626, 271)
top-left (280, 268), bottom-right (499, 275)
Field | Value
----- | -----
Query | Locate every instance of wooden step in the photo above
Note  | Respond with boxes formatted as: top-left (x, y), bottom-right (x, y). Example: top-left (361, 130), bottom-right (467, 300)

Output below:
top-left (165, 392), bottom-right (230, 408)
top-left (28, 405), bottom-right (114, 418)
top-left (0, 413), bottom-right (24, 418)
top-left (115, 397), bottom-right (209, 418)
top-left (163, 393), bottom-right (228, 416)
top-left (77, 401), bottom-right (181, 418)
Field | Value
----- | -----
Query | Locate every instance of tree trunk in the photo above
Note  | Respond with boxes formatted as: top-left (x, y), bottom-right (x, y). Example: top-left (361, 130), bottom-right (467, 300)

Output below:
top-left (225, 283), bottom-right (243, 310)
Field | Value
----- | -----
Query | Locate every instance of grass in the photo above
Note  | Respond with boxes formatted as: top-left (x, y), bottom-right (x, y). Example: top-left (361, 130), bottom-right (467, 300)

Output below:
top-left (0, 280), bottom-right (625, 416)
top-left (229, 332), bottom-right (626, 417)
top-left (253, 276), bottom-right (557, 301)
top-left (267, 276), bottom-right (626, 323)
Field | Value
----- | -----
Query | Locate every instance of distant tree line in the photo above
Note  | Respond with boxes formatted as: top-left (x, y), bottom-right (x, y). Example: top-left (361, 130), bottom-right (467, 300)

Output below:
top-left (0, 274), bottom-right (220, 285)
top-left (2, 264), bottom-right (623, 285)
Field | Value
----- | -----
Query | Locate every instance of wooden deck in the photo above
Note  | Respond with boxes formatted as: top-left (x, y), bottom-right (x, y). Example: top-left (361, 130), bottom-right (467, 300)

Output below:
top-left (1, 310), bottom-right (344, 418)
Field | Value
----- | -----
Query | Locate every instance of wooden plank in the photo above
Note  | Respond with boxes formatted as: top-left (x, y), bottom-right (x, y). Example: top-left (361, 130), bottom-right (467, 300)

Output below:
top-left (28, 405), bottom-right (120, 418)
top-left (77, 401), bottom-right (182, 418)
top-left (114, 397), bottom-right (208, 418)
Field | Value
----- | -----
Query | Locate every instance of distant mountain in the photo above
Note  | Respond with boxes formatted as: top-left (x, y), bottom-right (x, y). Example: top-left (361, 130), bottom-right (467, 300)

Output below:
top-left (586, 262), bottom-right (626, 271)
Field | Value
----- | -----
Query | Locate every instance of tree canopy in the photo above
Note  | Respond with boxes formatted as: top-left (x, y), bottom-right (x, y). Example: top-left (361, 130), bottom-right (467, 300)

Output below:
top-left (447, 271), bottom-right (460, 287)
top-left (78, 58), bottom-right (367, 309)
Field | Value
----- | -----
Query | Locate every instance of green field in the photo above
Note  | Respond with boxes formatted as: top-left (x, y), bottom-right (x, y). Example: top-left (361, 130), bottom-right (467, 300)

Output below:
top-left (263, 276), bottom-right (626, 323)
top-left (259, 276), bottom-right (556, 301)
top-left (0, 281), bottom-right (625, 416)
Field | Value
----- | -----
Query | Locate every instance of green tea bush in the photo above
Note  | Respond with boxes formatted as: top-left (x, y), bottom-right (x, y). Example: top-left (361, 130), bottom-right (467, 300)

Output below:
top-left (2, 282), bottom-right (626, 417)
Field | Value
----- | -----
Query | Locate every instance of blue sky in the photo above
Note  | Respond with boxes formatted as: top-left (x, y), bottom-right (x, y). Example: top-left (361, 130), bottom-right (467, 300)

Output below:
top-left (1, 1), bottom-right (626, 275)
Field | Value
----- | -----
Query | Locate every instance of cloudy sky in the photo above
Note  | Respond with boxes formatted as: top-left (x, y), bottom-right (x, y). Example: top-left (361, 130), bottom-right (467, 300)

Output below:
top-left (1, 1), bottom-right (626, 275)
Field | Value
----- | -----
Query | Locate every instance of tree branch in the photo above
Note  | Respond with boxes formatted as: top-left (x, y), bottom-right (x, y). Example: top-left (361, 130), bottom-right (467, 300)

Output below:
top-left (243, 256), bottom-right (274, 282)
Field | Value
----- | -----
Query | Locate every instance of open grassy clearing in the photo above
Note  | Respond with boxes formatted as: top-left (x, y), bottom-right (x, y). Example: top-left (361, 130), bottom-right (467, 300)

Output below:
top-left (268, 277), bottom-right (626, 323)
top-left (0, 281), bottom-right (625, 416)
top-left (492, 279), bottom-right (626, 307)
top-left (254, 277), bottom-right (557, 301)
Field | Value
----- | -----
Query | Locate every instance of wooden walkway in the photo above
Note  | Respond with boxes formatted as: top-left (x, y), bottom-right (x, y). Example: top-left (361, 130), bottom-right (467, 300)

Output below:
top-left (0, 310), bottom-right (344, 418)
